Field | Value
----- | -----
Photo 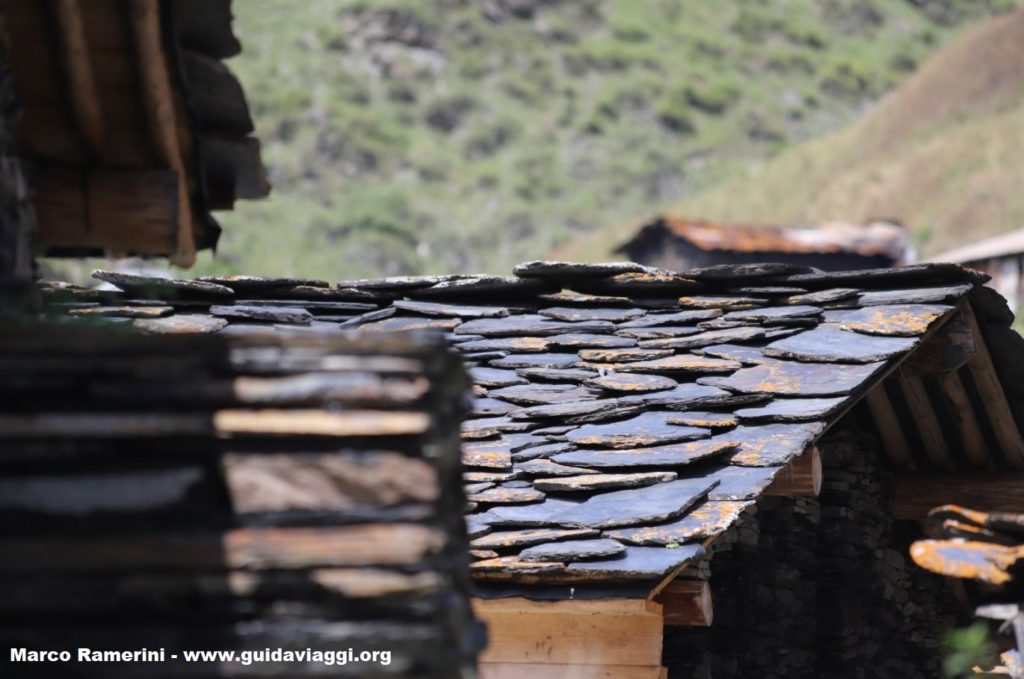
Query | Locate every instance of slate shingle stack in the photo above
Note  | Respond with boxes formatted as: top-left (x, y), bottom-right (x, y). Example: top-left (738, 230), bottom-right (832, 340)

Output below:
top-left (0, 326), bottom-right (481, 678)
top-left (36, 260), bottom-right (1010, 597)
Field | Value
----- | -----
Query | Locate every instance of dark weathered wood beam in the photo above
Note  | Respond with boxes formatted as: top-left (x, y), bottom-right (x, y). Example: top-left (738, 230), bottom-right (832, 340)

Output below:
top-left (51, 0), bottom-right (105, 158)
top-left (765, 445), bottom-right (821, 497)
top-left (865, 384), bottom-right (916, 470)
top-left (891, 474), bottom-right (1024, 520)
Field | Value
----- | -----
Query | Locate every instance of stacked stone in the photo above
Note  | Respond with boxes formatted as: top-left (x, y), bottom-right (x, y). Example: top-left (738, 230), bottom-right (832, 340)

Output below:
top-left (0, 325), bottom-right (482, 678)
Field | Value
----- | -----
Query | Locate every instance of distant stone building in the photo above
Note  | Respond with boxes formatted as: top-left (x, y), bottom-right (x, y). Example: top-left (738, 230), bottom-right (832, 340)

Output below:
top-left (930, 227), bottom-right (1024, 312)
top-left (616, 215), bottom-right (908, 272)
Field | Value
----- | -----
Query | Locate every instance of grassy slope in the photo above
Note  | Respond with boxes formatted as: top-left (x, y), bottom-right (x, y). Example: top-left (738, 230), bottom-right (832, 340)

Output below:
top-left (183, 0), bottom-right (1016, 279)
top-left (563, 5), bottom-right (1024, 262)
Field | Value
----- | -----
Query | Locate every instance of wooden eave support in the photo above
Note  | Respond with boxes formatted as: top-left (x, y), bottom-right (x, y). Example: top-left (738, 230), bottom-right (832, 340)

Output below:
top-left (52, 0), bottom-right (105, 158)
top-left (657, 579), bottom-right (712, 627)
top-left (765, 445), bottom-right (822, 497)
top-left (891, 473), bottom-right (1024, 520)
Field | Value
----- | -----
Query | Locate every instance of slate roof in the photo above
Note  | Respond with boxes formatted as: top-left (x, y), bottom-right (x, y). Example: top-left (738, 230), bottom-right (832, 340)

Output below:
top-left (928, 227), bottom-right (1024, 265)
top-left (38, 260), bottom-right (999, 596)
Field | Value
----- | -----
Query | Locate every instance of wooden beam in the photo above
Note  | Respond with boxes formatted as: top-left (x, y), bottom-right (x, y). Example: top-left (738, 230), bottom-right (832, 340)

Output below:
top-left (901, 309), bottom-right (976, 377)
top-left (765, 445), bottom-right (821, 496)
top-left (896, 372), bottom-right (957, 471)
top-left (128, 0), bottom-right (197, 266)
top-left (891, 474), bottom-right (1024, 520)
top-left (934, 370), bottom-right (996, 470)
top-left (961, 304), bottom-right (1024, 469)
top-left (657, 579), bottom-right (712, 627)
top-left (480, 663), bottom-right (666, 679)
top-left (472, 597), bottom-right (663, 667)
top-left (864, 385), bottom-right (916, 469)
top-left (51, 0), bottom-right (105, 157)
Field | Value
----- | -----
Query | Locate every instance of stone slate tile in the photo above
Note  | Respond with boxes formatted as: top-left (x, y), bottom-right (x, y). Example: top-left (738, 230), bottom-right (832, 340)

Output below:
top-left (533, 425), bottom-right (577, 435)
top-left (616, 354), bottom-right (743, 374)
top-left (465, 471), bottom-right (521, 483)
top-left (785, 288), bottom-right (859, 305)
top-left (485, 498), bottom-right (585, 527)
top-left (763, 326), bottom-right (917, 363)
top-left (638, 326), bottom-right (766, 350)
top-left (618, 384), bottom-right (764, 409)
top-left (273, 285), bottom-right (387, 301)
top-left (215, 323), bottom-right (280, 337)
top-left (465, 482), bottom-right (495, 494)
top-left (473, 398), bottom-right (518, 416)
top-left (537, 292), bottom-right (635, 307)
top-left (677, 294), bottom-right (768, 309)
top-left (467, 487), bottom-right (547, 504)
top-left (734, 396), bottom-right (848, 422)
top-left (393, 299), bottom-right (512, 318)
top-left (566, 272), bottom-right (702, 296)
top-left (470, 549), bottom-right (500, 560)
top-left (722, 305), bottom-right (823, 322)
top-left (617, 326), bottom-right (703, 340)
top-left (490, 353), bottom-right (581, 369)
top-left (471, 527), bottom-right (598, 549)
top-left (695, 344), bottom-right (769, 365)
top-left (68, 305), bottom-right (171, 319)
top-left (618, 309), bottom-right (723, 328)
top-left (470, 367), bottom-right (528, 388)
top-left (500, 480), bottom-right (532, 489)
top-left (459, 337), bottom-right (551, 353)
top-left (548, 333), bottom-right (637, 349)
top-left (826, 304), bottom-right (954, 336)
top-left (519, 538), bottom-right (626, 562)
top-left (667, 411), bottom-right (738, 428)
top-left (563, 403), bottom-right (647, 425)
top-left (566, 412), bottom-right (711, 449)
top-left (456, 315), bottom-right (614, 337)
top-left (551, 440), bottom-right (736, 468)
top-left (466, 433), bottom-right (552, 456)
top-left (535, 471), bottom-right (678, 492)
top-left (409, 276), bottom-right (558, 299)
top-left (586, 373), bottom-right (678, 393)
top-left (715, 422), bottom-right (825, 466)
top-left (781, 263), bottom-right (987, 288)
top-left (134, 314), bottom-right (228, 334)
top-left (512, 398), bottom-right (629, 421)
top-left (731, 286), bottom-right (808, 296)
top-left (196, 275), bottom-right (329, 291)
top-left (462, 442), bottom-right (514, 469)
top-left (237, 299), bottom-right (380, 312)
top-left (695, 318), bottom-right (747, 330)
top-left (715, 358), bottom-right (886, 396)
top-left (510, 442), bottom-right (577, 462)
top-left (471, 557), bottom-right (566, 574)
top-left (516, 459), bottom-right (599, 477)
top-left (336, 274), bottom-right (470, 290)
top-left (578, 348), bottom-right (675, 363)
top-left (687, 263), bottom-right (819, 280)
top-left (538, 306), bottom-right (645, 323)
top-left (514, 260), bottom-right (653, 278)
top-left (703, 464), bottom-right (782, 500)
top-left (550, 478), bottom-right (717, 529)
top-left (461, 417), bottom-right (535, 438)
top-left (466, 515), bottom-right (494, 541)
top-left (564, 544), bottom-right (704, 580)
top-left (337, 307), bottom-right (397, 328)
top-left (514, 368), bottom-right (598, 384)
top-left (695, 376), bottom-right (730, 388)
top-left (92, 271), bottom-right (235, 298)
top-left (762, 327), bottom-right (805, 340)
top-left (209, 304), bottom-right (313, 324)
top-left (605, 500), bottom-right (753, 545)
top-left (463, 350), bottom-right (510, 361)
top-left (489, 384), bottom-right (596, 406)
top-left (358, 316), bottom-right (461, 333)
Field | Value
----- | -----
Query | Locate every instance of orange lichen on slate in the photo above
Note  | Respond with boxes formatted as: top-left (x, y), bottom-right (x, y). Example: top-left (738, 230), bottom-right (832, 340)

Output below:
top-left (909, 539), bottom-right (1023, 585)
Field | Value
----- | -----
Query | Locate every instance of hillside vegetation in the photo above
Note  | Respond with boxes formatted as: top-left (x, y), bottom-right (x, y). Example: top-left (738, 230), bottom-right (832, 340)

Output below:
top-left (191, 0), bottom-right (1017, 278)
top-left (566, 4), bottom-right (1024, 262)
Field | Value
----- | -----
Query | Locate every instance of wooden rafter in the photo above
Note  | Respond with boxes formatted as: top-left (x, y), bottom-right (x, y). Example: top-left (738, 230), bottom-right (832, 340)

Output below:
top-left (766, 445), bottom-right (822, 497)
top-left (51, 0), bottom-right (105, 158)
top-left (891, 474), bottom-right (1024, 520)
top-left (658, 579), bottom-right (712, 627)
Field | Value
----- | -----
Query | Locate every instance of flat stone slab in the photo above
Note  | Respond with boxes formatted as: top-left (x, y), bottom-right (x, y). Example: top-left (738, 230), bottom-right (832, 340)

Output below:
top-left (510, 442), bottom-right (577, 462)
top-left (785, 288), bottom-right (859, 305)
top-left (717, 422), bottom-right (825, 466)
top-left (490, 353), bottom-right (581, 369)
top-left (467, 487), bottom-right (547, 504)
top-left (781, 263), bottom-right (986, 288)
top-left (336, 274), bottom-right (469, 290)
top-left (566, 412), bottom-right (711, 449)
top-left (704, 464), bottom-right (782, 500)
top-left (715, 358), bottom-right (886, 395)
top-left (516, 459), bottom-right (599, 477)
top-left (639, 327), bottom-right (766, 350)
top-left (518, 367), bottom-right (599, 382)
top-left (519, 538), bottom-right (626, 563)
top-left (68, 305), bottom-right (172, 319)
top-left (473, 398), bottom-right (517, 416)
top-left (92, 271), bottom-right (235, 298)
top-left (578, 348), bottom-right (674, 363)
top-left (538, 306), bottom-right (645, 322)
top-left (616, 354), bottom-right (742, 374)
top-left (462, 442), bottom-right (514, 469)
top-left (461, 417), bottom-right (535, 438)
top-left (196, 275), bottom-right (328, 291)
top-left (274, 285), bottom-right (385, 301)
top-left (763, 326), bottom-right (918, 363)
top-left (695, 344), bottom-right (768, 365)
top-left (689, 263), bottom-right (818, 280)
top-left (606, 500), bottom-right (753, 545)
top-left (551, 440), bottom-right (736, 468)
top-left (567, 272), bottom-right (702, 296)
top-left (619, 309), bottom-right (723, 328)
top-left (460, 337), bottom-right (551, 353)
top-left (512, 398), bottom-right (629, 421)
top-left (471, 557), bottom-right (565, 574)
top-left (471, 527), bottom-right (597, 549)
top-left (586, 373), bottom-right (678, 393)
top-left (393, 299), bottom-right (511, 318)
top-left (565, 544), bottom-right (704, 580)
top-left (489, 384), bottom-right (596, 406)
top-left (827, 304), bottom-right (953, 336)
top-left (470, 367), bottom-right (528, 388)
top-left (358, 316), bottom-right (461, 333)
top-left (409, 275), bottom-right (557, 299)
top-left (456, 315), bottom-right (614, 337)
top-left (514, 260), bottom-right (651, 278)
top-left (134, 314), bottom-right (228, 334)
top-left (485, 498), bottom-right (585, 527)
top-left (667, 411), bottom-right (738, 428)
top-left (617, 326), bottom-right (702, 340)
top-left (563, 403), bottom-right (647, 425)
top-left (237, 299), bottom-right (380, 312)
top-left (734, 396), bottom-right (848, 422)
top-left (550, 478), bottom-right (717, 529)
top-left (722, 305), bottom-right (823, 322)
top-left (678, 294), bottom-right (767, 309)
top-left (209, 304), bottom-right (313, 324)
top-left (535, 471), bottom-right (678, 492)
top-left (619, 384), bottom-right (761, 409)
top-left (549, 333), bottom-right (637, 349)
top-left (856, 284), bottom-right (972, 307)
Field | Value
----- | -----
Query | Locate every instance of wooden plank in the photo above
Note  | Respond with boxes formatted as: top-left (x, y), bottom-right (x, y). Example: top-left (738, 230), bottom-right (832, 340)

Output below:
top-left (128, 0), bottom-right (197, 266)
top-left (52, 0), bottom-right (105, 157)
top-left (658, 579), bottom-right (712, 626)
top-left (480, 663), bottom-right (665, 679)
top-left (864, 385), bottom-right (916, 469)
top-left (765, 444), bottom-right (821, 496)
top-left (961, 304), bottom-right (1024, 469)
top-left (935, 371), bottom-right (996, 470)
top-left (896, 372), bottom-right (956, 471)
top-left (891, 474), bottom-right (1024, 520)
top-left (473, 597), bottom-right (663, 667)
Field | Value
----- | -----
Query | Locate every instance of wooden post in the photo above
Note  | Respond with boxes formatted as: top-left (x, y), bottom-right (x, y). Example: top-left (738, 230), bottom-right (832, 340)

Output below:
top-left (51, 0), bottom-right (105, 158)
top-left (658, 579), bottom-right (712, 627)
top-left (765, 445), bottom-right (822, 497)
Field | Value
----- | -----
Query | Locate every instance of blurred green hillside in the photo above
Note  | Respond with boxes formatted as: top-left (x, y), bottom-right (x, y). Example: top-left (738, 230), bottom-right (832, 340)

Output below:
top-left (191, 0), bottom-right (1017, 279)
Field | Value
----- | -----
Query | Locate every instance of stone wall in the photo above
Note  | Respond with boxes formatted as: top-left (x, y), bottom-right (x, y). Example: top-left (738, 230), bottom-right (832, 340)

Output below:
top-left (665, 424), bottom-right (961, 678)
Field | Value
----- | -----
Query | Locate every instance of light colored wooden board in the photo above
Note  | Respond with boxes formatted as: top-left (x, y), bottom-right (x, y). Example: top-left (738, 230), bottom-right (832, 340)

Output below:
top-left (765, 445), bottom-right (821, 496)
top-left (480, 663), bottom-right (666, 679)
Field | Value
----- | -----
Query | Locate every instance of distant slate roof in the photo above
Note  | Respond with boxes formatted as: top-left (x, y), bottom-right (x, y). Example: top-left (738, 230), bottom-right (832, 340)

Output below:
top-left (38, 260), bottom-right (1021, 597)
top-left (927, 227), bottom-right (1024, 265)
